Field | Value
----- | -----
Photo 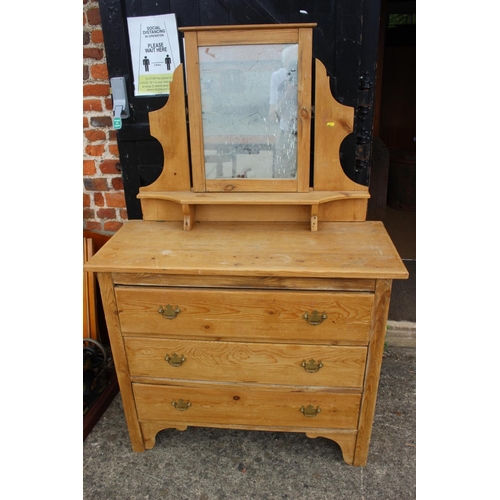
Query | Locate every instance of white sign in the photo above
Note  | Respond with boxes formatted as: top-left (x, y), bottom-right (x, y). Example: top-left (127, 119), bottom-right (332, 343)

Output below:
top-left (127, 14), bottom-right (181, 96)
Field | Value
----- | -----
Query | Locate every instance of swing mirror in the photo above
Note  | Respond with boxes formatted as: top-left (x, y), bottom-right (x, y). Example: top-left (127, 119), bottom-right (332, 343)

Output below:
top-left (181, 24), bottom-right (314, 193)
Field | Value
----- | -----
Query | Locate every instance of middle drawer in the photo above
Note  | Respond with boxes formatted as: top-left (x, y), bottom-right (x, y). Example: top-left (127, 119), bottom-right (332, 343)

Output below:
top-left (124, 338), bottom-right (367, 388)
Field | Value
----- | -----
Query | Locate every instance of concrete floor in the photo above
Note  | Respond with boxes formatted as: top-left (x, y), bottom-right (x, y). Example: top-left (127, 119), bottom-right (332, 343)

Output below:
top-left (83, 347), bottom-right (415, 500)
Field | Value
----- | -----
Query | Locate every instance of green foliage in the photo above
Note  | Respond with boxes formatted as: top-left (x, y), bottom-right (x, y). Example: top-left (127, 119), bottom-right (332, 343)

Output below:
top-left (388, 13), bottom-right (416, 29)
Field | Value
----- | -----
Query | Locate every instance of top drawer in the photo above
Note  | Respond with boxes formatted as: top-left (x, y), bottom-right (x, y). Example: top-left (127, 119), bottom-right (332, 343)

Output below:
top-left (115, 287), bottom-right (374, 343)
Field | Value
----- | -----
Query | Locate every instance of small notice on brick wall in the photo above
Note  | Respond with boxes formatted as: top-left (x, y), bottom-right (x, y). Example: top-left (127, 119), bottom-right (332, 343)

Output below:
top-left (127, 14), bottom-right (181, 96)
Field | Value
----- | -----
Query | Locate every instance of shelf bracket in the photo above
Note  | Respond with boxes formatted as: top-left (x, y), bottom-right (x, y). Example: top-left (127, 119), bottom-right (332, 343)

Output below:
top-left (182, 204), bottom-right (195, 231)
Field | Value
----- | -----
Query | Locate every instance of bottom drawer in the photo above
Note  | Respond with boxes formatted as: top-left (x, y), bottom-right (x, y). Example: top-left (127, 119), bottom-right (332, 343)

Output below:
top-left (133, 382), bottom-right (361, 430)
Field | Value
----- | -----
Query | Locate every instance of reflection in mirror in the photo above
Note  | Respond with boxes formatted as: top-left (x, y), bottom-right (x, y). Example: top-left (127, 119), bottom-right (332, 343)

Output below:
top-left (199, 44), bottom-right (298, 180)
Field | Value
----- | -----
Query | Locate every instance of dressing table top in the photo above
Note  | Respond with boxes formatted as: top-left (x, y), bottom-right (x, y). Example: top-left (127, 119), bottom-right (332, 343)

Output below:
top-left (84, 220), bottom-right (408, 280)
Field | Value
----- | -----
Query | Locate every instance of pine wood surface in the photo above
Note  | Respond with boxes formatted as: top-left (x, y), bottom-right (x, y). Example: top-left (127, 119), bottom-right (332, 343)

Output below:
top-left (125, 338), bottom-right (367, 388)
top-left (297, 26), bottom-right (313, 192)
top-left (196, 27), bottom-right (299, 45)
top-left (140, 65), bottom-right (190, 193)
top-left (83, 237), bottom-right (98, 340)
top-left (183, 30), bottom-right (205, 192)
top-left (306, 431), bottom-right (357, 465)
top-left (97, 273), bottom-right (145, 451)
top-left (182, 24), bottom-right (313, 193)
top-left (139, 421), bottom-right (357, 462)
top-left (318, 198), bottom-right (369, 222)
top-left (84, 220), bottom-right (408, 280)
top-left (204, 179), bottom-right (298, 193)
top-left (179, 23), bottom-right (317, 33)
top-left (313, 59), bottom-right (364, 193)
top-left (133, 381), bottom-right (361, 429)
top-left (115, 287), bottom-right (373, 343)
top-left (353, 279), bottom-right (392, 466)
top-left (137, 190), bottom-right (370, 204)
top-left (140, 200), bottom-right (371, 225)
top-left (313, 59), bottom-right (369, 220)
top-left (111, 273), bottom-right (376, 291)
top-left (138, 190), bottom-right (371, 230)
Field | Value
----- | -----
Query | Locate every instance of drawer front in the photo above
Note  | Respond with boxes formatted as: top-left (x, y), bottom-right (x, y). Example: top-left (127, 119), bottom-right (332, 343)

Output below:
top-left (125, 338), bottom-right (367, 388)
top-left (133, 382), bottom-right (361, 430)
top-left (115, 287), bottom-right (374, 343)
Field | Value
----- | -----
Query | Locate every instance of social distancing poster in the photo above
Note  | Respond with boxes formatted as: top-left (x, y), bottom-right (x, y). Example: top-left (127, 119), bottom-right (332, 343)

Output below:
top-left (127, 14), bottom-right (181, 96)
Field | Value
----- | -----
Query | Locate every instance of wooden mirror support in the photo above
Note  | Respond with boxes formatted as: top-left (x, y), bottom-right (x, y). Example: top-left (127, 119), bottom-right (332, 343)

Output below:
top-left (138, 24), bottom-right (369, 231)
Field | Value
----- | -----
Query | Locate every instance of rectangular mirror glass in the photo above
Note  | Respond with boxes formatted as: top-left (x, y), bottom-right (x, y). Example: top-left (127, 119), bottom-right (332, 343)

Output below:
top-left (198, 43), bottom-right (299, 180)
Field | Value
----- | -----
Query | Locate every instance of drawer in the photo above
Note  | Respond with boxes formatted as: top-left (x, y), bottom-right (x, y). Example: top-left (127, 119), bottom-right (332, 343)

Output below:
top-left (125, 338), bottom-right (367, 388)
top-left (133, 382), bottom-right (361, 430)
top-left (115, 287), bottom-right (374, 343)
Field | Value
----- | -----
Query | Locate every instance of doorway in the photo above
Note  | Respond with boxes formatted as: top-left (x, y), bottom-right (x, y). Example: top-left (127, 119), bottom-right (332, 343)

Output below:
top-left (374, 0), bottom-right (416, 323)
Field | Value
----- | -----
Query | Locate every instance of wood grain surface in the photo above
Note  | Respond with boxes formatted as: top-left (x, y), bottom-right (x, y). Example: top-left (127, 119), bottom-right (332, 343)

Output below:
top-left (84, 221), bottom-right (408, 280)
top-left (115, 287), bottom-right (374, 343)
top-left (133, 381), bottom-right (361, 429)
top-left (125, 337), bottom-right (367, 387)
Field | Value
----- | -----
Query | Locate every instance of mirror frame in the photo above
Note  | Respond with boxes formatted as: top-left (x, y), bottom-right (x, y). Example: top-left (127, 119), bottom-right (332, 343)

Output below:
top-left (181, 24), bottom-right (315, 193)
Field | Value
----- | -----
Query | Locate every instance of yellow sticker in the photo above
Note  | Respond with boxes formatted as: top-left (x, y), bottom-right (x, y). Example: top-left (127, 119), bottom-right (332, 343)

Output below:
top-left (138, 73), bottom-right (173, 95)
top-left (327, 122), bottom-right (335, 127)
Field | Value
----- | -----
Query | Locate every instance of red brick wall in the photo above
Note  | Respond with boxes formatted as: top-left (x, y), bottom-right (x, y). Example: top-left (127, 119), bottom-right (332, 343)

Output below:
top-left (83, 0), bottom-right (127, 234)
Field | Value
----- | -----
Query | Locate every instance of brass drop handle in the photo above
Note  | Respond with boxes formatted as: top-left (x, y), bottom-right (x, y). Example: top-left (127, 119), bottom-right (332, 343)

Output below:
top-left (172, 399), bottom-right (191, 411)
top-left (302, 310), bottom-right (327, 326)
top-left (300, 405), bottom-right (321, 417)
top-left (165, 353), bottom-right (186, 367)
top-left (301, 359), bottom-right (323, 373)
top-left (158, 304), bottom-right (181, 319)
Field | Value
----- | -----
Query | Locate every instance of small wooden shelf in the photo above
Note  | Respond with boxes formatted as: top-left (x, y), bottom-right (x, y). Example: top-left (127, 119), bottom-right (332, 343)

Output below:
top-left (137, 190), bottom-right (370, 231)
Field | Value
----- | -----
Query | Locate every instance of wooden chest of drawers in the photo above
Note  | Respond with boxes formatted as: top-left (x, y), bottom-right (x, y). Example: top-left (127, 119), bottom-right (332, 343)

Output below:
top-left (85, 220), bottom-right (408, 466)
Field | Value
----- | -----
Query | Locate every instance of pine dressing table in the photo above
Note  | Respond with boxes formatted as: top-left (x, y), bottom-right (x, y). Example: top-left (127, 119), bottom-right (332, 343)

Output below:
top-left (85, 24), bottom-right (408, 466)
